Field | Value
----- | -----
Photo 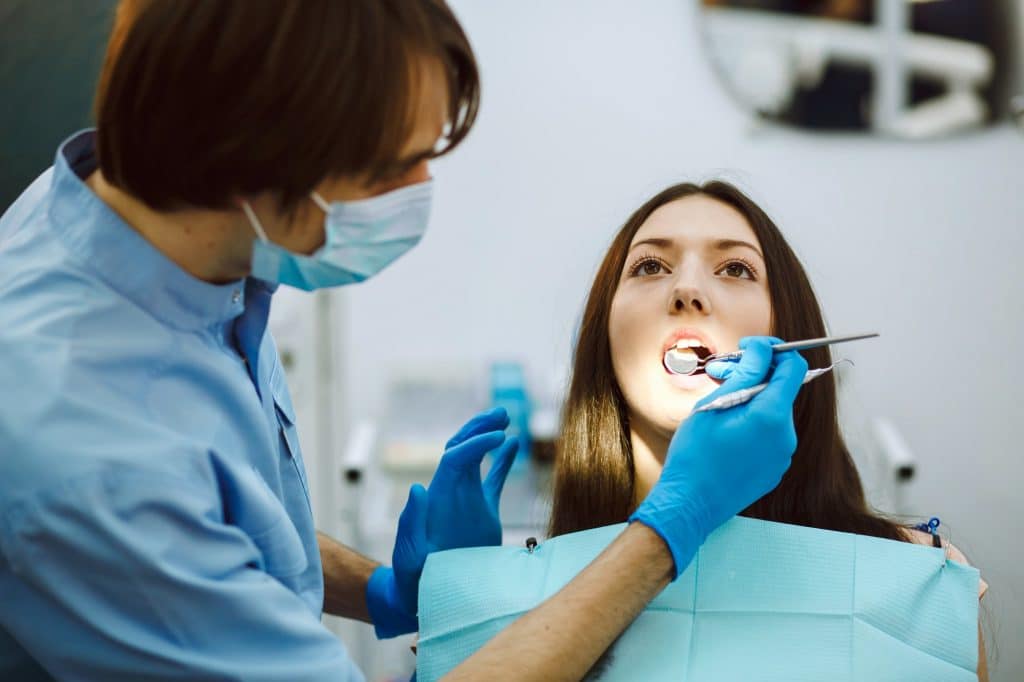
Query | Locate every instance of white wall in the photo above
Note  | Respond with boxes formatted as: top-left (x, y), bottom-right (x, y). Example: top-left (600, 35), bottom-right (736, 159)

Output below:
top-left (338, 2), bottom-right (1024, 678)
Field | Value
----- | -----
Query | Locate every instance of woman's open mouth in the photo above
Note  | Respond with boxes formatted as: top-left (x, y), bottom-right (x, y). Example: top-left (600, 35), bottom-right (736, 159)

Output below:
top-left (663, 339), bottom-right (713, 375)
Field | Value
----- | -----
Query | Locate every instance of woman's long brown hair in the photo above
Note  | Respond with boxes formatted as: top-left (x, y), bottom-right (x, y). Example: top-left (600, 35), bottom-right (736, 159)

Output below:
top-left (549, 181), bottom-right (907, 543)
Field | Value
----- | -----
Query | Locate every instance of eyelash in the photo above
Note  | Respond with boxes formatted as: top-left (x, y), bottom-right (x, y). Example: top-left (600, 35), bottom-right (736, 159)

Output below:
top-left (626, 254), bottom-right (759, 280)
top-left (376, 154), bottom-right (430, 182)
top-left (627, 253), bottom-right (668, 277)
top-left (717, 258), bottom-right (759, 280)
top-left (377, 164), bottom-right (414, 181)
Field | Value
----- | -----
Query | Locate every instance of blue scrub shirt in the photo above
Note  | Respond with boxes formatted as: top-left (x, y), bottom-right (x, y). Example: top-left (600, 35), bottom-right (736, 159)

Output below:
top-left (0, 131), bottom-right (364, 681)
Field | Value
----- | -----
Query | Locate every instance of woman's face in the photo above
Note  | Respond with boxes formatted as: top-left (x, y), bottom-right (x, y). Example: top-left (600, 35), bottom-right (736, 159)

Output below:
top-left (608, 195), bottom-right (773, 439)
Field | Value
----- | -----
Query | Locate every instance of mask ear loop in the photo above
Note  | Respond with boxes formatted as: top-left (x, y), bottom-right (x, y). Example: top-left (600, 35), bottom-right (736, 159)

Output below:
top-left (241, 201), bottom-right (271, 243)
top-left (310, 192), bottom-right (331, 213)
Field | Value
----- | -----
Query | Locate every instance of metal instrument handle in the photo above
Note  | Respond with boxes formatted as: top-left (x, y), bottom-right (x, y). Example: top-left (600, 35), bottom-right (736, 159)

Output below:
top-left (702, 332), bottom-right (878, 367)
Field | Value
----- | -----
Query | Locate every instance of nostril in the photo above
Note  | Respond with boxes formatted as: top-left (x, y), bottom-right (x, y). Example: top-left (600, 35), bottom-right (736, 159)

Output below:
top-left (674, 299), bottom-right (684, 311)
top-left (692, 299), bottom-right (703, 312)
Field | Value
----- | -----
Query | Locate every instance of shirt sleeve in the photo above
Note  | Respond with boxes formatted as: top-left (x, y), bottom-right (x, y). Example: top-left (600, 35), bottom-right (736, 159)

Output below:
top-left (0, 467), bottom-right (364, 682)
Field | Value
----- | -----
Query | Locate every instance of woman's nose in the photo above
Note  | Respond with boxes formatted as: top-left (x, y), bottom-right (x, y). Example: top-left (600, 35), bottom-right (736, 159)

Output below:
top-left (669, 284), bottom-right (711, 315)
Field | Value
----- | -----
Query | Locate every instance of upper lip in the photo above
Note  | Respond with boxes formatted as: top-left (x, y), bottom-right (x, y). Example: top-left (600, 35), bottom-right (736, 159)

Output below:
top-left (661, 328), bottom-right (717, 356)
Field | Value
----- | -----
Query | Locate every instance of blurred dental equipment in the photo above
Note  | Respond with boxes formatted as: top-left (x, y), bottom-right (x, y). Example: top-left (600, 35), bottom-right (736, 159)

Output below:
top-left (860, 417), bottom-right (918, 514)
top-left (704, 5), bottom-right (994, 138)
top-left (692, 359), bottom-right (852, 414)
top-left (663, 331), bottom-right (878, 376)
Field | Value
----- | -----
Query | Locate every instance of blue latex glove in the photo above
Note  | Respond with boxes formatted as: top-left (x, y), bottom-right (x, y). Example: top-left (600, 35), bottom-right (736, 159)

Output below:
top-left (366, 407), bottom-right (519, 638)
top-left (703, 335), bottom-right (783, 382)
top-left (629, 336), bottom-right (808, 579)
top-left (426, 406), bottom-right (520, 551)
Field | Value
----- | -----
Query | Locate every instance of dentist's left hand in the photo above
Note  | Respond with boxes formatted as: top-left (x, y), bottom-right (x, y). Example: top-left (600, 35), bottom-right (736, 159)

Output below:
top-left (366, 407), bottom-right (519, 638)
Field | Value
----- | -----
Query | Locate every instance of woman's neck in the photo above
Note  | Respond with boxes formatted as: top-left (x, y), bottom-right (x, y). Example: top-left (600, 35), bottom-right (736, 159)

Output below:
top-left (629, 419), bottom-right (671, 508)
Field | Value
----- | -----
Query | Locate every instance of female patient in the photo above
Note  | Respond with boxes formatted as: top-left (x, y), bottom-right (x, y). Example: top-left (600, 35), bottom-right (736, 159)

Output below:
top-left (549, 180), bottom-right (988, 678)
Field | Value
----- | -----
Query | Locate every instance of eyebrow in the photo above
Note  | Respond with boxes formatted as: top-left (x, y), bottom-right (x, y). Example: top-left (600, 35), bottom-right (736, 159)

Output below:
top-left (396, 148), bottom-right (435, 170)
top-left (629, 237), bottom-right (764, 260)
top-left (374, 147), bottom-right (435, 180)
top-left (397, 128), bottom-right (446, 169)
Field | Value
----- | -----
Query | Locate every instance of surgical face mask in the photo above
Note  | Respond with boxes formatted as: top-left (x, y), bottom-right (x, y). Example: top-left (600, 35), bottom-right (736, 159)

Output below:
top-left (242, 179), bottom-right (433, 291)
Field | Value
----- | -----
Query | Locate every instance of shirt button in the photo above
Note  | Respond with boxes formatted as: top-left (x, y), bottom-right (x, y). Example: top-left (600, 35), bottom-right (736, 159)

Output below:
top-left (232, 290), bottom-right (241, 303)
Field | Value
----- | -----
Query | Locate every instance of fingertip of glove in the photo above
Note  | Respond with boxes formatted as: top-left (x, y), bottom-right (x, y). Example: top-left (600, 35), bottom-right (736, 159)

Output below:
top-left (485, 405), bottom-right (509, 421)
top-left (401, 484), bottom-right (428, 519)
top-left (464, 429), bottom-right (507, 447)
top-left (738, 335), bottom-right (785, 353)
top-left (704, 360), bottom-right (733, 380)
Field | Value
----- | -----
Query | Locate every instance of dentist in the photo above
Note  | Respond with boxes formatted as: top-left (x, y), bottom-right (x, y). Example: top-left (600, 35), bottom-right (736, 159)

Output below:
top-left (0, 2), bottom-right (807, 680)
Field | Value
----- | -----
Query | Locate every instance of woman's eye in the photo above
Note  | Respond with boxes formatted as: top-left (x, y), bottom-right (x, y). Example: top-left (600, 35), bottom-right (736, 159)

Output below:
top-left (641, 260), bottom-right (663, 276)
top-left (718, 261), bottom-right (755, 279)
top-left (631, 258), bottom-right (667, 277)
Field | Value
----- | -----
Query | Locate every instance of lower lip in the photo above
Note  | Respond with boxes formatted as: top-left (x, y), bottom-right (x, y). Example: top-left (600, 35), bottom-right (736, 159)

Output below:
top-left (664, 369), bottom-right (715, 390)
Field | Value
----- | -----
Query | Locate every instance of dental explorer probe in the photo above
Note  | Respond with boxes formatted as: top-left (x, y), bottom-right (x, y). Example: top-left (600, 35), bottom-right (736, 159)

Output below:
top-left (663, 332), bottom-right (879, 376)
top-left (691, 360), bottom-right (852, 414)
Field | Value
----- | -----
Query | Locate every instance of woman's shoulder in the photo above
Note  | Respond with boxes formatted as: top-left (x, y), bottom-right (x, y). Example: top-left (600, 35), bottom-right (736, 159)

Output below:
top-left (901, 526), bottom-right (970, 563)
top-left (900, 527), bottom-right (988, 599)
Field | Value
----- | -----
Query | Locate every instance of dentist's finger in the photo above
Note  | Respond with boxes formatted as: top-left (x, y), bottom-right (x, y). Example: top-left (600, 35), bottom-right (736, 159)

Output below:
top-left (392, 483), bottom-right (429, 610)
top-left (430, 431), bottom-right (507, 491)
top-left (705, 336), bottom-right (785, 380)
top-left (748, 349), bottom-right (808, 411)
top-left (483, 438), bottom-right (520, 510)
top-left (444, 407), bottom-right (510, 450)
top-left (695, 336), bottom-right (779, 409)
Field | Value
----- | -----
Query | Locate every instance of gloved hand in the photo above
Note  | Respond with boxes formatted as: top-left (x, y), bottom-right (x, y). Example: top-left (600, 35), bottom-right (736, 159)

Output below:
top-left (425, 406), bottom-right (520, 551)
top-left (629, 336), bottom-right (807, 579)
top-left (702, 335), bottom-right (783, 383)
top-left (366, 407), bottom-right (519, 638)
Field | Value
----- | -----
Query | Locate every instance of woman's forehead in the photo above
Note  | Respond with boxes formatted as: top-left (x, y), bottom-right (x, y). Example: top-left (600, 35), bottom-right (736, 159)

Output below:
top-left (631, 195), bottom-right (757, 248)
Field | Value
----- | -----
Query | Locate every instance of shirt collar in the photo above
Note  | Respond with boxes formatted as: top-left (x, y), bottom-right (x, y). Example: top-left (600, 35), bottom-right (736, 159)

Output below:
top-left (46, 129), bottom-right (272, 330)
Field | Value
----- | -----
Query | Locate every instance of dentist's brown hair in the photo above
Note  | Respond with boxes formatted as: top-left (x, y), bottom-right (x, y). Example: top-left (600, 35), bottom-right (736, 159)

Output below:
top-left (94, 0), bottom-right (479, 212)
top-left (549, 181), bottom-right (906, 543)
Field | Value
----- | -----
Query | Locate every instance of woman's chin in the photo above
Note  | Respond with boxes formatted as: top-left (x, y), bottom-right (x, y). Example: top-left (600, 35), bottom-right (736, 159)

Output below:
top-left (665, 371), bottom-right (717, 392)
top-left (660, 406), bottom-right (696, 431)
top-left (655, 383), bottom-right (716, 426)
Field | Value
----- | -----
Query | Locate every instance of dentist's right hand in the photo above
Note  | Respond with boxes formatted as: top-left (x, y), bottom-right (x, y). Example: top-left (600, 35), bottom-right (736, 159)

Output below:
top-left (629, 336), bottom-right (808, 578)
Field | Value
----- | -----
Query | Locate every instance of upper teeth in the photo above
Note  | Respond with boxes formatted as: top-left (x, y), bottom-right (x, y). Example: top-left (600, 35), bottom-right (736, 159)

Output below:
top-left (672, 339), bottom-right (703, 352)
